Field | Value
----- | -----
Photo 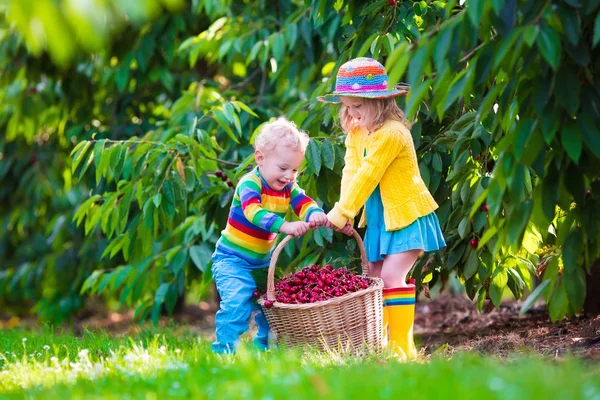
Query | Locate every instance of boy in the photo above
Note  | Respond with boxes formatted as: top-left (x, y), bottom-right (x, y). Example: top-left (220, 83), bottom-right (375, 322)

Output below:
top-left (211, 117), bottom-right (327, 353)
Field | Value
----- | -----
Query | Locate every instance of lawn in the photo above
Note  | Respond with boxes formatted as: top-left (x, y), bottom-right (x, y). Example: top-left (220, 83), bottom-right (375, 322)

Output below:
top-left (1, 327), bottom-right (599, 399)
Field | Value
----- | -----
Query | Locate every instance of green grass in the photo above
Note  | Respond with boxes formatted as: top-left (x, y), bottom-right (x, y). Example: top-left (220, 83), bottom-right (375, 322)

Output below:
top-left (1, 327), bottom-right (599, 399)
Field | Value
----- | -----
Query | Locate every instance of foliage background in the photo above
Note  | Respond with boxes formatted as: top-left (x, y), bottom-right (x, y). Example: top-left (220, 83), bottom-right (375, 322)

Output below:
top-left (1, 0), bottom-right (598, 324)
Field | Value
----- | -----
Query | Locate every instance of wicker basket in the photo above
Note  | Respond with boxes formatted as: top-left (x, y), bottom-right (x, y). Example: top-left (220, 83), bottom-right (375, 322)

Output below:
top-left (258, 230), bottom-right (384, 353)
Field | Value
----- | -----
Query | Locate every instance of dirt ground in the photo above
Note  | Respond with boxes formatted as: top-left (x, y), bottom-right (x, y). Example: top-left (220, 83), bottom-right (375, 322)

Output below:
top-left (414, 296), bottom-right (600, 359)
top-left (3, 295), bottom-right (600, 359)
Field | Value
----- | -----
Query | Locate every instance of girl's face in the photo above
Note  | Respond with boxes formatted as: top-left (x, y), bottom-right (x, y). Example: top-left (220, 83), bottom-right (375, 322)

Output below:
top-left (255, 144), bottom-right (304, 191)
top-left (340, 96), bottom-right (373, 129)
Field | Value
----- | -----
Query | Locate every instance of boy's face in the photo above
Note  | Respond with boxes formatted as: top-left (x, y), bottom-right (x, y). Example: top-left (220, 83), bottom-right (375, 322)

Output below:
top-left (340, 96), bottom-right (372, 129)
top-left (255, 144), bottom-right (304, 191)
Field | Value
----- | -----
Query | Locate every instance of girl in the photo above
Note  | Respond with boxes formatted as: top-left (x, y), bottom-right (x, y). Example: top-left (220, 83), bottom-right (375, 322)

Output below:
top-left (211, 117), bottom-right (328, 354)
top-left (318, 57), bottom-right (446, 360)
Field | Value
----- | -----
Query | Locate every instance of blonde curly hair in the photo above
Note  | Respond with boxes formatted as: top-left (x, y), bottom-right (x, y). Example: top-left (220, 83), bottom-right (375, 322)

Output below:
top-left (254, 117), bottom-right (310, 153)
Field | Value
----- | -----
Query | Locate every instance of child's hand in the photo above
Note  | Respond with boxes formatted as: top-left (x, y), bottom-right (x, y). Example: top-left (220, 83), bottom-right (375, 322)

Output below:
top-left (308, 212), bottom-right (328, 229)
top-left (280, 221), bottom-right (310, 238)
top-left (326, 219), bottom-right (354, 236)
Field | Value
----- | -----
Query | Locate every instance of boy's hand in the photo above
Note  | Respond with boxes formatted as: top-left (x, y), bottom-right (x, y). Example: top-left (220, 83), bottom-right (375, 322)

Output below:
top-left (326, 219), bottom-right (354, 236)
top-left (280, 221), bottom-right (310, 238)
top-left (308, 212), bottom-right (328, 229)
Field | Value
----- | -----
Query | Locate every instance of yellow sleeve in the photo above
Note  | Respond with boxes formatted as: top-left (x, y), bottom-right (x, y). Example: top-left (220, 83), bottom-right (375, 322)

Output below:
top-left (327, 127), bottom-right (406, 229)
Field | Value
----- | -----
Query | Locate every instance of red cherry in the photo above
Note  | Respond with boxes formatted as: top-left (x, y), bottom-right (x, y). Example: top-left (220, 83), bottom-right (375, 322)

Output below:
top-left (215, 170), bottom-right (223, 178)
top-left (264, 300), bottom-right (274, 308)
top-left (483, 204), bottom-right (489, 212)
top-left (252, 290), bottom-right (260, 299)
top-left (470, 239), bottom-right (479, 248)
top-left (388, 0), bottom-right (396, 5)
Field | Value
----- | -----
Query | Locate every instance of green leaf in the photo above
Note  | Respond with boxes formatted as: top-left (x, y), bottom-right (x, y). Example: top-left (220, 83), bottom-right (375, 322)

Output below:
top-left (507, 267), bottom-right (525, 299)
top-left (490, 267), bottom-right (508, 306)
top-left (561, 7), bottom-right (581, 45)
top-left (190, 244), bottom-right (212, 273)
top-left (407, 46), bottom-right (429, 87)
top-left (170, 249), bottom-right (187, 275)
top-left (73, 195), bottom-right (101, 226)
top-left (561, 121), bottom-right (583, 163)
top-left (70, 142), bottom-right (91, 175)
top-left (522, 25), bottom-right (539, 47)
top-left (563, 265), bottom-right (586, 313)
top-left (306, 139), bottom-right (322, 176)
top-left (152, 194), bottom-right (161, 208)
top-left (491, 0), bottom-right (505, 14)
top-left (115, 66), bottom-right (130, 92)
top-left (232, 101), bottom-right (258, 118)
top-left (213, 110), bottom-right (239, 143)
top-left (80, 270), bottom-right (102, 294)
top-left (386, 42), bottom-right (410, 87)
top-left (419, 162), bottom-right (430, 187)
top-left (94, 140), bottom-right (105, 169)
top-left (221, 103), bottom-right (235, 124)
top-left (506, 199), bottom-right (533, 247)
top-left (433, 27), bottom-right (453, 71)
top-left (472, 212), bottom-right (487, 232)
top-left (562, 229), bottom-right (583, 275)
top-left (578, 113), bottom-right (600, 157)
top-left (519, 279), bottom-right (551, 316)
top-left (536, 25), bottom-right (561, 70)
top-left (442, 70), bottom-right (467, 113)
top-left (477, 225), bottom-right (499, 251)
top-left (447, 243), bottom-right (466, 269)
top-left (250, 267), bottom-right (270, 294)
top-left (405, 78), bottom-right (432, 120)
top-left (321, 140), bottom-right (335, 170)
top-left (467, 0), bottom-right (486, 27)
top-left (357, 32), bottom-right (379, 57)
top-left (464, 249), bottom-right (479, 279)
top-left (593, 11), bottom-right (600, 47)
top-left (152, 283), bottom-right (170, 324)
top-left (477, 84), bottom-right (502, 122)
top-left (432, 152), bottom-right (443, 172)
top-left (548, 283), bottom-right (569, 322)
top-left (458, 216), bottom-right (472, 239)
top-left (271, 33), bottom-right (285, 62)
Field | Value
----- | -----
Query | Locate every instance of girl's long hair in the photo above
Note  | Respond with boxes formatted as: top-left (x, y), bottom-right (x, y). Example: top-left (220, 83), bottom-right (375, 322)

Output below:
top-left (339, 97), bottom-right (408, 133)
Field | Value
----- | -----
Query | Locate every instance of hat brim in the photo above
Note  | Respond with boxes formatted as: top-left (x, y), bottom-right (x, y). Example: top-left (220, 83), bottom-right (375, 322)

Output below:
top-left (317, 88), bottom-right (407, 104)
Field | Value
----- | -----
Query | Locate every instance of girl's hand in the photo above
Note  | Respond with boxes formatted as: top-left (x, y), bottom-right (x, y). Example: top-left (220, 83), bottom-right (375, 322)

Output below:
top-left (279, 221), bottom-right (310, 238)
top-left (326, 219), bottom-right (354, 236)
top-left (308, 212), bottom-right (328, 229)
top-left (340, 221), bottom-right (354, 236)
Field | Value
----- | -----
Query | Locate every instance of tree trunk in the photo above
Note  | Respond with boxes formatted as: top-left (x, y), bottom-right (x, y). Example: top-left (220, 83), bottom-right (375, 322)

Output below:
top-left (584, 258), bottom-right (600, 317)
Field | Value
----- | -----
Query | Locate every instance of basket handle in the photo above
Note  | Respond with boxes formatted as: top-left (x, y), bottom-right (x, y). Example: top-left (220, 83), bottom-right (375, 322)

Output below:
top-left (266, 229), bottom-right (369, 301)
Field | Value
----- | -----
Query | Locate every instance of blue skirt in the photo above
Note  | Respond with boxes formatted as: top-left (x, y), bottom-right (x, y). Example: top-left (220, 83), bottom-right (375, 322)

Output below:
top-left (364, 186), bottom-right (446, 263)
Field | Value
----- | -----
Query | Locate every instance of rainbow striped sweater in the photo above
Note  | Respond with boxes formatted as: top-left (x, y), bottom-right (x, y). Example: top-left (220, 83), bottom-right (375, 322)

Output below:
top-left (215, 167), bottom-right (323, 265)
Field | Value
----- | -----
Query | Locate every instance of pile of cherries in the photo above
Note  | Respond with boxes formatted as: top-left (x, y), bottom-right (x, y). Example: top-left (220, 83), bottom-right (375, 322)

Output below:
top-left (255, 264), bottom-right (372, 308)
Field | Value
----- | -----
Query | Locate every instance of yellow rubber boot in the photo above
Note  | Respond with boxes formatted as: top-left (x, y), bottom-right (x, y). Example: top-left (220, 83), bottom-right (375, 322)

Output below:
top-left (382, 303), bottom-right (389, 344)
top-left (383, 285), bottom-right (417, 360)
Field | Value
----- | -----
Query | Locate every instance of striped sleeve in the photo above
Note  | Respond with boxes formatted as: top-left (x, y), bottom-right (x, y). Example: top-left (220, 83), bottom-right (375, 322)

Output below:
top-left (289, 183), bottom-right (323, 222)
top-left (238, 177), bottom-right (286, 233)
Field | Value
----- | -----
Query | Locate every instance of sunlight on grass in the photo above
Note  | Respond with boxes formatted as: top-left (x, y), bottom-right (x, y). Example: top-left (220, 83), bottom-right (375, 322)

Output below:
top-left (1, 328), bottom-right (600, 399)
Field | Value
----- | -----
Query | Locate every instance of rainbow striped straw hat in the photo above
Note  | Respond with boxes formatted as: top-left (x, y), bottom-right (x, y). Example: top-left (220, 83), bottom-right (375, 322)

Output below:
top-left (317, 57), bottom-right (407, 103)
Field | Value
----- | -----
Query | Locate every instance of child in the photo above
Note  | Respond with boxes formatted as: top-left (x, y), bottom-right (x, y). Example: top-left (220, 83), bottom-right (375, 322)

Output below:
top-left (318, 57), bottom-right (446, 360)
top-left (211, 117), bottom-right (328, 354)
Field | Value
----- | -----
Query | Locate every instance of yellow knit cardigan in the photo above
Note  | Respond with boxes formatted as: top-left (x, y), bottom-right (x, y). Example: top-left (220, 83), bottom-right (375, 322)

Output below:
top-left (327, 119), bottom-right (438, 231)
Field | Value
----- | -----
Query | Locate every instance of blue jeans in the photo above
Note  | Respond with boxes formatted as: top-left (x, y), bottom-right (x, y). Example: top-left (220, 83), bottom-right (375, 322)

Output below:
top-left (211, 252), bottom-right (271, 354)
